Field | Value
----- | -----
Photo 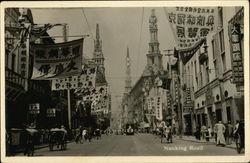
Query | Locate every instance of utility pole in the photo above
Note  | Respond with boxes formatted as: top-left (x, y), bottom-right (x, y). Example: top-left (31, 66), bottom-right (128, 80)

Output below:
top-left (62, 23), bottom-right (72, 130)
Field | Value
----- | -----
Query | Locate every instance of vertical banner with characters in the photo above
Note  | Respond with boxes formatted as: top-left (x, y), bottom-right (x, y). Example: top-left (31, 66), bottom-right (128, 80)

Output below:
top-left (31, 38), bottom-right (84, 80)
top-left (165, 7), bottom-right (217, 49)
top-left (155, 96), bottom-right (163, 120)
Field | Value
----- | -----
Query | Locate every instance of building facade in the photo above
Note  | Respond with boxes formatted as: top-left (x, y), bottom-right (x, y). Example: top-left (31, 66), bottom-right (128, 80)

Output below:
top-left (122, 9), bottom-right (170, 131)
top-left (180, 7), bottom-right (244, 134)
top-left (5, 8), bottom-right (63, 129)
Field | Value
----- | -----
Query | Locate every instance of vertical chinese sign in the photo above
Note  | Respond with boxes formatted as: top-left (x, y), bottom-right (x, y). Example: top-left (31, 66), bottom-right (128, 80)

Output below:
top-left (155, 96), bottom-right (163, 121)
top-left (228, 9), bottom-right (244, 86)
top-left (31, 38), bottom-right (84, 80)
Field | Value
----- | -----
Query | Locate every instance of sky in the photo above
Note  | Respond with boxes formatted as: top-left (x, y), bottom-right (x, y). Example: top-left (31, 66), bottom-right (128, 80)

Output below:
top-left (31, 8), bottom-right (176, 112)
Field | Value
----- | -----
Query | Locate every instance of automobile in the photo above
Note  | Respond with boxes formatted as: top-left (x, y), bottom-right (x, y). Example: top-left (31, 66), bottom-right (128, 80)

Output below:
top-left (126, 124), bottom-right (135, 135)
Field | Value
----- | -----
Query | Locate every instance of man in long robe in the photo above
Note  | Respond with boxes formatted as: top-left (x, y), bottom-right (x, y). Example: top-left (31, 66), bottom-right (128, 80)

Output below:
top-left (215, 121), bottom-right (226, 146)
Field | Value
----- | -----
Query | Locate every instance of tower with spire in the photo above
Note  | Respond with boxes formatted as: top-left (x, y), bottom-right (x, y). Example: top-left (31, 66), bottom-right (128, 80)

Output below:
top-left (143, 9), bottom-right (163, 76)
top-left (124, 47), bottom-right (132, 95)
top-left (93, 24), bottom-right (105, 74)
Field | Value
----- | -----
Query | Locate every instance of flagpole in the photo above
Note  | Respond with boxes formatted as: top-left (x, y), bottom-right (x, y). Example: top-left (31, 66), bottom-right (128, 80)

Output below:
top-left (62, 23), bottom-right (72, 130)
top-left (25, 23), bottom-right (31, 91)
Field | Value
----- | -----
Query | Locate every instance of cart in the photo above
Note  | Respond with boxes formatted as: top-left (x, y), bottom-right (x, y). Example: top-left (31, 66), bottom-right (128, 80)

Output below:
top-left (49, 130), bottom-right (67, 151)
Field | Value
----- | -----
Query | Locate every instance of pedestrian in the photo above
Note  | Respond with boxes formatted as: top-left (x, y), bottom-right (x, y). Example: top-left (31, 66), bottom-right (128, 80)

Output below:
top-left (233, 120), bottom-right (240, 135)
top-left (226, 121), bottom-right (233, 145)
top-left (195, 126), bottom-right (201, 140)
top-left (201, 125), bottom-right (206, 140)
top-left (213, 125), bottom-right (217, 142)
top-left (215, 121), bottom-right (226, 147)
top-left (207, 126), bottom-right (212, 141)
top-left (82, 128), bottom-right (87, 142)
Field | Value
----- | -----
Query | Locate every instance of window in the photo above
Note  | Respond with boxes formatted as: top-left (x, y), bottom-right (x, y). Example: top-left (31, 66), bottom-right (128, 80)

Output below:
top-left (226, 107), bottom-right (231, 122)
top-left (152, 57), bottom-right (154, 64)
top-left (213, 60), bottom-right (219, 77)
top-left (218, 7), bottom-right (223, 28)
top-left (5, 50), bottom-right (9, 68)
top-left (221, 53), bottom-right (227, 72)
top-left (206, 66), bottom-right (210, 83)
top-left (212, 39), bottom-right (216, 59)
top-left (194, 61), bottom-right (197, 74)
top-left (11, 53), bottom-right (16, 71)
top-left (219, 30), bottom-right (225, 53)
top-left (200, 71), bottom-right (203, 87)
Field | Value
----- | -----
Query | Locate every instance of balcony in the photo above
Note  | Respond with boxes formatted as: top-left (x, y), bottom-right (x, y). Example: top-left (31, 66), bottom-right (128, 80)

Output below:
top-left (5, 67), bottom-right (26, 101)
top-left (6, 67), bottom-right (25, 89)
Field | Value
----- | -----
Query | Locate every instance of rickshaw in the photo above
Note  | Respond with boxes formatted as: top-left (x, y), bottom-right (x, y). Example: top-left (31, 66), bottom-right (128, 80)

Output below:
top-left (234, 120), bottom-right (244, 154)
top-left (24, 128), bottom-right (38, 156)
top-left (160, 126), bottom-right (173, 144)
top-left (49, 129), bottom-right (67, 151)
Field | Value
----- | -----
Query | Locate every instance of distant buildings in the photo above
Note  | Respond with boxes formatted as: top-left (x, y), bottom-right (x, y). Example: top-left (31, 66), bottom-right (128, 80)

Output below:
top-left (122, 7), bottom-right (244, 135)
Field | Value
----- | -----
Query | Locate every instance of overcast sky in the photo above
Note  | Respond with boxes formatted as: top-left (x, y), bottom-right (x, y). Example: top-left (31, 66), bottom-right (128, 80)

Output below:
top-left (31, 8), bottom-right (175, 111)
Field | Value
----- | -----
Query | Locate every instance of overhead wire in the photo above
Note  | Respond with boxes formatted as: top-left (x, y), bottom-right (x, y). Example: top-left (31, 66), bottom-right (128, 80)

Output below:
top-left (135, 7), bottom-right (145, 77)
top-left (81, 8), bottom-right (95, 41)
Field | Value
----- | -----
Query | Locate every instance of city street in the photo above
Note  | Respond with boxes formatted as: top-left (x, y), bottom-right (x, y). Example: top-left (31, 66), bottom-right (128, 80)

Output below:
top-left (16, 134), bottom-right (240, 156)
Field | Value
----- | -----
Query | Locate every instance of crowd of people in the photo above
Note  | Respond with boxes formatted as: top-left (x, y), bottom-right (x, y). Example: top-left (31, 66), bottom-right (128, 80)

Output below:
top-left (73, 126), bottom-right (102, 144)
top-left (194, 120), bottom-right (243, 147)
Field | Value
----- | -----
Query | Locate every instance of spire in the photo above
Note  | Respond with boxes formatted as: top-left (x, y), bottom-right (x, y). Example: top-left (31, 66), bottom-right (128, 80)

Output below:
top-left (127, 46), bottom-right (129, 58)
top-left (96, 24), bottom-right (100, 40)
top-left (94, 23), bottom-right (102, 52)
top-left (125, 46), bottom-right (132, 95)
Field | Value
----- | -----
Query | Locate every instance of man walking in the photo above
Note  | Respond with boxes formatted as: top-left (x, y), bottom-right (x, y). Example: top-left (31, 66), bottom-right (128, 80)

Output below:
top-left (215, 121), bottom-right (226, 147)
top-left (226, 121), bottom-right (233, 145)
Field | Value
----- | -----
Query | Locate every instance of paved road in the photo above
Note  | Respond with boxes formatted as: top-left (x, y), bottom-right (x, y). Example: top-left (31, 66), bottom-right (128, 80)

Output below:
top-left (16, 133), bottom-right (241, 156)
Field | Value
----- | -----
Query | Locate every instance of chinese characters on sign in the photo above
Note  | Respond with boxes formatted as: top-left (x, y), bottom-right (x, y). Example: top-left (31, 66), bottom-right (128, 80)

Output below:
top-left (147, 97), bottom-right (156, 115)
top-left (155, 96), bottom-right (163, 120)
top-left (31, 38), bottom-right (84, 80)
top-left (19, 44), bottom-right (27, 77)
top-left (47, 108), bottom-right (56, 117)
top-left (166, 90), bottom-right (171, 111)
top-left (51, 67), bottom-right (96, 90)
top-left (166, 7), bottom-right (217, 49)
top-left (229, 23), bottom-right (244, 85)
top-left (29, 103), bottom-right (40, 114)
top-left (174, 78), bottom-right (179, 103)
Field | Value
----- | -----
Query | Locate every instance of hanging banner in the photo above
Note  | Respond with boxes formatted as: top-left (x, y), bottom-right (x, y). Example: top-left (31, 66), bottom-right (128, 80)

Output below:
top-left (147, 96), bottom-right (156, 115)
top-left (155, 96), bottom-right (163, 120)
top-left (51, 67), bottom-right (96, 90)
top-left (19, 44), bottom-right (27, 77)
top-left (31, 38), bottom-right (83, 80)
top-left (165, 7), bottom-right (217, 49)
top-left (82, 85), bottom-right (108, 101)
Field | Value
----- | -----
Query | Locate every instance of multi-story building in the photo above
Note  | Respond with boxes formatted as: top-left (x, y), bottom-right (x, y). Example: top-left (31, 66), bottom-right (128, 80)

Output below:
top-left (5, 8), bottom-right (65, 129)
top-left (180, 7), bottom-right (244, 134)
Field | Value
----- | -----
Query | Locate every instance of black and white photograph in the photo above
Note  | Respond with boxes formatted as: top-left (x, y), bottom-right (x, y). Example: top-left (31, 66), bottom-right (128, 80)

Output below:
top-left (1, 1), bottom-right (249, 163)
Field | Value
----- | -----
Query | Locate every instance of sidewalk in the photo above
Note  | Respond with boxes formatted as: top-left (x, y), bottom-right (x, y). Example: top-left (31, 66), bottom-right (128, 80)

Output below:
top-left (14, 140), bottom-right (73, 154)
top-left (177, 135), bottom-right (236, 149)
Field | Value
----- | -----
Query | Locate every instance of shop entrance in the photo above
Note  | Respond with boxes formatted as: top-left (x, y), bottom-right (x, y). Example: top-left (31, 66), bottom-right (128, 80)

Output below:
top-left (184, 114), bottom-right (192, 135)
top-left (216, 109), bottom-right (222, 122)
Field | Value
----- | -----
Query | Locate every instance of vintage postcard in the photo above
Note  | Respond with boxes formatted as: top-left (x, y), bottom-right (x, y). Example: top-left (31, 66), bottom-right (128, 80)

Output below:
top-left (1, 1), bottom-right (249, 163)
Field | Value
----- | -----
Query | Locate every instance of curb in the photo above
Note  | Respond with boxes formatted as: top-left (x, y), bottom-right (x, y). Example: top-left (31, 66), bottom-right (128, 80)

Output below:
top-left (178, 138), bottom-right (236, 150)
